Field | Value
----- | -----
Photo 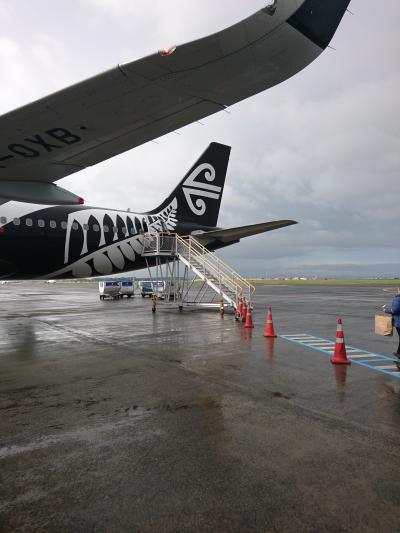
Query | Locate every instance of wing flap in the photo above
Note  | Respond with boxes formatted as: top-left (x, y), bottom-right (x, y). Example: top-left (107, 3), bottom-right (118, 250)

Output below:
top-left (62, 101), bottom-right (221, 169)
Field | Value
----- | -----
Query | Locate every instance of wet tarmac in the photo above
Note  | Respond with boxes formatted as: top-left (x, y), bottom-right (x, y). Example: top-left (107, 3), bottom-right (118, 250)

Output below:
top-left (1, 282), bottom-right (400, 532)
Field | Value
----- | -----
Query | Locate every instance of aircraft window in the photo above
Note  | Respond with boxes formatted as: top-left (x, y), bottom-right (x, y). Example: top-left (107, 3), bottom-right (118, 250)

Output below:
top-left (26, 218), bottom-right (33, 227)
top-left (112, 226), bottom-right (118, 233)
top-left (103, 225), bottom-right (109, 233)
top-left (72, 222), bottom-right (79, 230)
top-left (13, 218), bottom-right (20, 226)
top-left (38, 219), bottom-right (45, 228)
top-left (61, 221), bottom-right (67, 230)
top-left (50, 220), bottom-right (56, 229)
top-left (93, 224), bottom-right (100, 232)
top-left (0, 216), bottom-right (6, 224)
top-left (83, 224), bottom-right (89, 231)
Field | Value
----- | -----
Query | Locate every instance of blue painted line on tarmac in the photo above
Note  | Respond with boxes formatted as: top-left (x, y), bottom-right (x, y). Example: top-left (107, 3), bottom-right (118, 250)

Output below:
top-left (280, 334), bottom-right (400, 379)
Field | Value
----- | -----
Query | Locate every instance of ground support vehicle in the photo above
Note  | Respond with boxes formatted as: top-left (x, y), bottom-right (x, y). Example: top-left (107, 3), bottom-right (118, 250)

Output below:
top-left (120, 280), bottom-right (134, 298)
top-left (139, 280), bottom-right (165, 299)
top-left (99, 281), bottom-right (122, 300)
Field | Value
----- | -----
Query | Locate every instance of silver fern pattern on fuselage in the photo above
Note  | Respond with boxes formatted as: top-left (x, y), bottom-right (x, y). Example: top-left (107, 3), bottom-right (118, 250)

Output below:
top-left (48, 198), bottom-right (178, 279)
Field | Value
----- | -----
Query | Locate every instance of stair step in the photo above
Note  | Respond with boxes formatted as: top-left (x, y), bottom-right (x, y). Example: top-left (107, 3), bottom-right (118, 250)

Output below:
top-left (176, 244), bottom-right (250, 308)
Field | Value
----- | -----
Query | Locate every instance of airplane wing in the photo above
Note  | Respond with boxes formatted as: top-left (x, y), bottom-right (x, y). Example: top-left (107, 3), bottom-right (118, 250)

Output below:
top-left (0, 0), bottom-right (350, 204)
top-left (194, 220), bottom-right (298, 245)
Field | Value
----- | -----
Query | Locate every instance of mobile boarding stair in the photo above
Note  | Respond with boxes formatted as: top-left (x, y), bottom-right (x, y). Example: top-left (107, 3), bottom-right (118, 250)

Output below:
top-left (141, 232), bottom-right (255, 312)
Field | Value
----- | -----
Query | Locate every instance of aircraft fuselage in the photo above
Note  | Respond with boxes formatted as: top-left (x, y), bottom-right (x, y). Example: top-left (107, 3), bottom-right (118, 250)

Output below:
top-left (0, 202), bottom-right (215, 280)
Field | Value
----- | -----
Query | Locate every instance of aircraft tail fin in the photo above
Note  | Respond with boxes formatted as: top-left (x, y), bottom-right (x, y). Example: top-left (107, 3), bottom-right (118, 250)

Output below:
top-left (148, 142), bottom-right (231, 228)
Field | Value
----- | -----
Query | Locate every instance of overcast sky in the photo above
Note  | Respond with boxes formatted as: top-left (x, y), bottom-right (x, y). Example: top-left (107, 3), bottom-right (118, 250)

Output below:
top-left (0, 0), bottom-right (399, 277)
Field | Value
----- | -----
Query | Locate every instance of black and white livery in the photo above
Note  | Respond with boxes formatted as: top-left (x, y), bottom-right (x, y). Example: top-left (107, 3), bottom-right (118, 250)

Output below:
top-left (0, 1), bottom-right (351, 279)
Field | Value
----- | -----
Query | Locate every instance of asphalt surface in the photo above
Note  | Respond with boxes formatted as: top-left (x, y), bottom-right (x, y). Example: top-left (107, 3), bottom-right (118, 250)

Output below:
top-left (1, 283), bottom-right (400, 533)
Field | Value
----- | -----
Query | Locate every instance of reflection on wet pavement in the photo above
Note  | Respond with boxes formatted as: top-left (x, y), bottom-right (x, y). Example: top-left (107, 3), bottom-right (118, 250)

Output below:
top-left (333, 364), bottom-right (348, 404)
top-left (265, 337), bottom-right (275, 362)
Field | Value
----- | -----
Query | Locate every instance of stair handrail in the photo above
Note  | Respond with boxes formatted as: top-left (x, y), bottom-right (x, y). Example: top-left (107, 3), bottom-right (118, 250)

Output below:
top-left (184, 235), bottom-right (255, 293)
top-left (177, 236), bottom-right (252, 294)
top-left (175, 234), bottom-right (255, 296)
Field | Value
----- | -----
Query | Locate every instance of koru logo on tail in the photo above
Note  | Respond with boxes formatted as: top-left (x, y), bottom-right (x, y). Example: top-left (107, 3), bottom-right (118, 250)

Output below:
top-left (182, 163), bottom-right (221, 216)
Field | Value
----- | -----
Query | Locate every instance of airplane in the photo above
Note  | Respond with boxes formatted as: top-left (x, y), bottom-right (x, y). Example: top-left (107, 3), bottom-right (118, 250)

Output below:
top-left (0, 0), bottom-right (351, 280)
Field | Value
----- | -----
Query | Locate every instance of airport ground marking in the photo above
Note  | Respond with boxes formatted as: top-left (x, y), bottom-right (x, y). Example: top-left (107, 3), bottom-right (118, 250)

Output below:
top-left (280, 333), bottom-right (400, 379)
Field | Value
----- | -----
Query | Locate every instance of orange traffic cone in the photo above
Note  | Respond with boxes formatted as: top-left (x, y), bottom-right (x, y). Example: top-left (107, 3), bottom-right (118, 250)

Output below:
top-left (242, 300), bottom-right (248, 323)
top-left (331, 319), bottom-right (351, 365)
top-left (245, 304), bottom-right (254, 329)
top-left (263, 306), bottom-right (277, 338)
